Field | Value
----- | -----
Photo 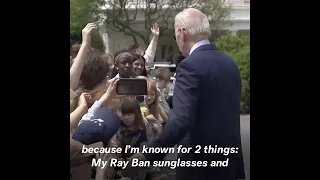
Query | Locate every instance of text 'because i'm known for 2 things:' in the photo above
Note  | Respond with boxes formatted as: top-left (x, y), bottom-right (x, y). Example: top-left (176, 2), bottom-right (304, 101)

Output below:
top-left (82, 145), bottom-right (239, 155)
top-left (83, 145), bottom-right (240, 169)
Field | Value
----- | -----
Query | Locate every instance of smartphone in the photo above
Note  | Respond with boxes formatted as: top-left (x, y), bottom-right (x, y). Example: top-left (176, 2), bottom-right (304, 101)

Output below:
top-left (116, 78), bottom-right (148, 95)
top-left (136, 96), bottom-right (145, 103)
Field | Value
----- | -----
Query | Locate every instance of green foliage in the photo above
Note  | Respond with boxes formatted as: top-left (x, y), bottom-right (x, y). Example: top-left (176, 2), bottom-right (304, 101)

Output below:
top-left (216, 34), bottom-right (250, 114)
top-left (70, 0), bottom-right (105, 51)
top-left (95, 0), bottom-right (231, 45)
top-left (236, 30), bottom-right (250, 36)
top-left (91, 31), bottom-right (105, 51)
top-left (210, 30), bottom-right (231, 41)
top-left (70, 0), bottom-right (92, 33)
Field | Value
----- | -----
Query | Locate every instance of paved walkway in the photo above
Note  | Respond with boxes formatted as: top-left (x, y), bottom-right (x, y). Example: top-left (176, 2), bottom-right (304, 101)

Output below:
top-left (240, 115), bottom-right (250, 180)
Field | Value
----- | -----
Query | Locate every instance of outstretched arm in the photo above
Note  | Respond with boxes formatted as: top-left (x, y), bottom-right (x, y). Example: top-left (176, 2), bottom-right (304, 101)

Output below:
top-left (70, 23), bottom-right (96, 90)
top-left (143, 23), bottom-right (159, 63)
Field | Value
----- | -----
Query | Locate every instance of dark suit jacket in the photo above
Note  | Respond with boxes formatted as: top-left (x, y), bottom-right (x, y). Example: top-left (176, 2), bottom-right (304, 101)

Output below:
top-left (144, 44), bottom-right (245, 180)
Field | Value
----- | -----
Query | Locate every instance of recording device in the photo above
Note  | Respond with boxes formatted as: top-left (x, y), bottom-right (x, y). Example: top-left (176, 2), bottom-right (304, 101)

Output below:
top-left (116, 78), bottom-right (148, 95)
top-left (136, 96), bottom-right (145, 103)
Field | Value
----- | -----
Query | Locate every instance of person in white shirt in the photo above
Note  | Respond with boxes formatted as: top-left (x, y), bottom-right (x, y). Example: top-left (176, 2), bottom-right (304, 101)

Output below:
top-left (113, 23), bottom-right (160, 73)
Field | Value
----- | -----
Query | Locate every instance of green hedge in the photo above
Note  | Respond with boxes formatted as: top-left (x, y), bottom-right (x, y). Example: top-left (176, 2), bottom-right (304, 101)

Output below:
top-left (70, 0), bottom-right (105, 51)
top-left (215, 34), bottom-right (250, 114)
top-left (70, 30), bottom-right (105, 52)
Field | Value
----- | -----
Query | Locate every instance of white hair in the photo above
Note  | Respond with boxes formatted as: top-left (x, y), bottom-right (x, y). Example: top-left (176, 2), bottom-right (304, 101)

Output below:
top-left (175, 8), bottom-right (211, 39)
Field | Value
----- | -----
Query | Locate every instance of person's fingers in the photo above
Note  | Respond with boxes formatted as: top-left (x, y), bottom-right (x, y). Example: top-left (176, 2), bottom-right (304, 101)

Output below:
top-left (83, 23), bottom-right (96, 33)
top-left (79, 94), bottom-right (87, 104)
top-left (84, 23), bottom-right (90, 29)
top-left (108, 77), bottom-right (119, 85)
top-left (109, 80), bottom-right (119, 93)
top-left (84, 94), bottom-right (92, 100)
top-left (85, 96), bottom-right (92, 100)
top-left (87, 23), bottom-right (95, 26)
top-left (84, 23), bottom-right (91, 31)
top-left (87, 25), bottom-right (97, 33)
top-left (112, 78), bottom-right (120, 87)
top-left (85, 23), bottom-right (95, 28)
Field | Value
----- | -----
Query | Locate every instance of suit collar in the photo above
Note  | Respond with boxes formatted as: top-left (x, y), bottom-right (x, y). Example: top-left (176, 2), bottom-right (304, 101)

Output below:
top-left (191, 44), bottom-right (217, 54)
top-left (189, 40), bottom-right (211, 55)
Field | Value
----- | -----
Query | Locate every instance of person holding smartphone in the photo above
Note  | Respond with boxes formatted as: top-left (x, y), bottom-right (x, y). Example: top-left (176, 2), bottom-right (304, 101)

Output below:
top-left (72, 77), bottom-right (122, 146)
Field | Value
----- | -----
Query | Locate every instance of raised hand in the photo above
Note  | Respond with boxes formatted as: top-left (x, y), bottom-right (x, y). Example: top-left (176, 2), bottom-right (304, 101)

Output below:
top-left (78, 93), bottom-right (93, 109)
top-left (99, 77), bottom-right (126, 111)
top-left (151, 23), bottom-right (160, 36)
top-left (82, 23), bottom-right (97, 46)
top-left (105, 77), bottom-right (120, 98)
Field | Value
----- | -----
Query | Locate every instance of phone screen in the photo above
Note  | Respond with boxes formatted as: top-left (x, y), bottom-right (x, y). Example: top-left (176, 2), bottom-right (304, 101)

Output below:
top-left (136, 96), bottom-right (145, 103)
top-left (116, 78), bottom-right (148, 95)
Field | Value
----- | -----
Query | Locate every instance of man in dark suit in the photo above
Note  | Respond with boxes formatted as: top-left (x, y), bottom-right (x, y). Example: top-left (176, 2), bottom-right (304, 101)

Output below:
top-left (165, 52), bottom-right (185, 108)
top-left (127, 8), bottom-right (245, 180)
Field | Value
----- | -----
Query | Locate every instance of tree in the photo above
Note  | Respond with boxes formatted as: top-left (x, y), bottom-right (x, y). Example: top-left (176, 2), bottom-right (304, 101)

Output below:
top-left (70, 0), bottom-right (105, 51)
top-left (216, 34), bottom-right (250, 113)
top-left (94, 0), bottom-right (231, 46)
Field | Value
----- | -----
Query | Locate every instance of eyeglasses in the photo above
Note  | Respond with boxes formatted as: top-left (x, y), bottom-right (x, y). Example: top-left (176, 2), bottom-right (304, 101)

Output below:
top-left (173, 28), bottom-right (185, 42)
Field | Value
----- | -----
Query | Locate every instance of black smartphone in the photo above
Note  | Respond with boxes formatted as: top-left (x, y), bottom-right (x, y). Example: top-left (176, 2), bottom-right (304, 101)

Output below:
top-left (116, 78), bottom-right (148, 95)
top-left (136, 96), bottom-right (145, 103)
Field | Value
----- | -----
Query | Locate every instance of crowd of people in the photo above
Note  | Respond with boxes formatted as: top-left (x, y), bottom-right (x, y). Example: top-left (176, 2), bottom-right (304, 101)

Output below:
top-left (70, 7), bottom-right (245, 180)
top-left (70, 21), bottom-right (181, 180)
